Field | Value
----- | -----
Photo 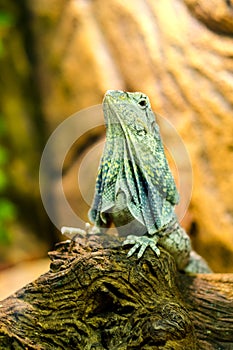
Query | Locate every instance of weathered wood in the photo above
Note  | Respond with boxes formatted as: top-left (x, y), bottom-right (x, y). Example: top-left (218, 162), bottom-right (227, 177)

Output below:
top-left (179, 273), bottom-right (233, 349)
top-left (0, 234), bottom-right (232, 349)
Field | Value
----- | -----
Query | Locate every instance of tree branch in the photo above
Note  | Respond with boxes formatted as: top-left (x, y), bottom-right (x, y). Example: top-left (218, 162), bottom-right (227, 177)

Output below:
top-left (0, 233), bottom-right (233, 349)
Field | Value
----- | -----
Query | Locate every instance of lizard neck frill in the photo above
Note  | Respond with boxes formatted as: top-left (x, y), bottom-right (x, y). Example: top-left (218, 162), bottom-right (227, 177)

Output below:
top-left (89, 90), bottom-right (179, 234)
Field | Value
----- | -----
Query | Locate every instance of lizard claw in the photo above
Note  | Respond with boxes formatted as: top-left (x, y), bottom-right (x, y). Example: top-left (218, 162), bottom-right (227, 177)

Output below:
top-left (61, 226), bottom-right (87, 240)
top-left (61, 224), bottom-right (100, 240)
top-left (123, 235), bottom-right (160, 259)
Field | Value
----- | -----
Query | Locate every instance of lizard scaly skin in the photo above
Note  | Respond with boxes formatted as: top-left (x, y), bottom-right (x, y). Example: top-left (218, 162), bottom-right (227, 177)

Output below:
top-left (63, 90), bottom-right (211, 273)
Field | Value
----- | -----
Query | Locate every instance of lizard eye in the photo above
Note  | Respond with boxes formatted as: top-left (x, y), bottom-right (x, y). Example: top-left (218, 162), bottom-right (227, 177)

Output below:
top-left (138, 98), bottom-right (148, 109)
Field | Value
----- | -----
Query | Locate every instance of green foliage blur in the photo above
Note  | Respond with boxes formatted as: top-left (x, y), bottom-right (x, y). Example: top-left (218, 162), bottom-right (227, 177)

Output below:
top-left (0, 11), bottom-right (17, 244)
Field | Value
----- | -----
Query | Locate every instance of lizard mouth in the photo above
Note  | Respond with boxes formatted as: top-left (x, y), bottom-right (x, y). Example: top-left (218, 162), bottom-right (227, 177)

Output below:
top-left (102, 91), bottom-right (122, 124)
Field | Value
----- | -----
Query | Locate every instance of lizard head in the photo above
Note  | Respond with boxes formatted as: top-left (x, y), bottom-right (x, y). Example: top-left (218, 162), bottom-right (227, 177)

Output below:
top-left (103, 90), bottom-right (161, 144)
top-left (103, 90), bottom-right (157, 134)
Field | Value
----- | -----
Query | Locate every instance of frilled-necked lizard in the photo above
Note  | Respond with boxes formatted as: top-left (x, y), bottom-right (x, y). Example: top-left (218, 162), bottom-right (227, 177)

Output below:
top-left (62, 90), bottom-right (211, 273)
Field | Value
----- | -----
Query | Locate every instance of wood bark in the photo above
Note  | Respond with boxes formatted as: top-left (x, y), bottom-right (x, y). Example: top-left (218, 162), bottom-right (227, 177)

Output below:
top-left (0, 233), bottom-right (232, 349)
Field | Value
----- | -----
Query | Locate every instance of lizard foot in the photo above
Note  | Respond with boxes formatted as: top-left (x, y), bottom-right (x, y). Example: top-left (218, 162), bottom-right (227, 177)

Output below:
top-left (61, 226), bottom-right (87, 241)
top-left (61, 223), bottom-right (100, 241)
top-left (123, 235), bottom-right (160, 259)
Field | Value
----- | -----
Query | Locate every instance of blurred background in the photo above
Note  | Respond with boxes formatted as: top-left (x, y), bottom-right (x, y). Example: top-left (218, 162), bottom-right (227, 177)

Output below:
top-left (0, 0), bottom-right (233, 299)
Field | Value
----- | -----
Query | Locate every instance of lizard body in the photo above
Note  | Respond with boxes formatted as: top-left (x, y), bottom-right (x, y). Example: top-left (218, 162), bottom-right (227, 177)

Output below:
top-left (88, 90), bottom-right (211, 273)
top-left (62, 90), bottom-right (211, 273)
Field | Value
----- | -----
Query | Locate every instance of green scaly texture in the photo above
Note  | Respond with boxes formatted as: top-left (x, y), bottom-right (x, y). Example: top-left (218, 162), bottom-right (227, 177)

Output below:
top-left (89, 90), bottom-right (179, 235)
